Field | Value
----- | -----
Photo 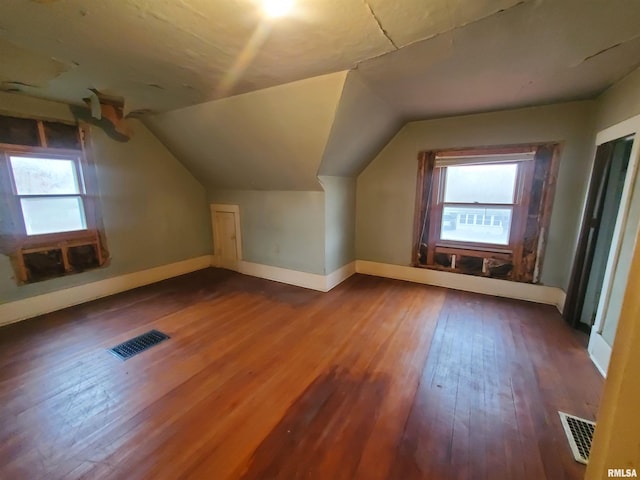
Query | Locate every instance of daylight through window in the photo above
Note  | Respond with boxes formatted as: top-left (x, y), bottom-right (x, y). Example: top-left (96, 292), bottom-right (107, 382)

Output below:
top-left (0, 115), bottom-right (108, 284)
top-left (440, 163), bottom-right (518, 246)
top-left (414, 144), bottom-right (559, 283)
top-left (9, 155), bottom-right (87, 235)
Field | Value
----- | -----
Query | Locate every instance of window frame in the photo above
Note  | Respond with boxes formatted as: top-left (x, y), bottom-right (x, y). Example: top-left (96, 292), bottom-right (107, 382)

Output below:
top-left (414, 144), bottom-right (560, 283)
top-left (428, 157), bottom-right (535, 254)
top-left (0, 121), bottom-right (108, 283)
top-left (4, 147), bottom-right (93, 241)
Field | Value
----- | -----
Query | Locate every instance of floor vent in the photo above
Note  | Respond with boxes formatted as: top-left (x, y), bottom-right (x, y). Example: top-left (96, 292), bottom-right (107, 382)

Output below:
top-left (109, 330), bottom-right (170, 360)
top-left (558, 411), bottom-right (596, 464)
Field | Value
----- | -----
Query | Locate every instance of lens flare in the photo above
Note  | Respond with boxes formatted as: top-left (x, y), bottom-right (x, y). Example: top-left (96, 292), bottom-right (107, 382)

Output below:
top-left (263, 0), bottom-right (294, 18)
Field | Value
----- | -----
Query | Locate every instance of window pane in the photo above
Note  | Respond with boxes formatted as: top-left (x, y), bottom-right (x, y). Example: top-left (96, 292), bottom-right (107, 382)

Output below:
top-left (10, 156), bottom-right (81, 195)
top-left (21, 197), bottom-right (87, 235)
top-left (441, 206), bottom-right (512, 245)
top-left (443, 163), bottom-right (518, 204)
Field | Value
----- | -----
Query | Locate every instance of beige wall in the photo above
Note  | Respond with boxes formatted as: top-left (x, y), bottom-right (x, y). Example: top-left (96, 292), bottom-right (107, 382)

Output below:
top-left (209, 179), bottom-right (356, 277)
top-left (0, 94), bottom-right (212, 303)
top-left (356, 100), bottom-right (597, 289)
top-left (209, 189), bottom-right (326, 275)
top-left (320, 176), bottom-right (356, 273)
top-left (146, 72), bottom-right (347, 191)
top-left (596, 66), bottom-right (640, 131)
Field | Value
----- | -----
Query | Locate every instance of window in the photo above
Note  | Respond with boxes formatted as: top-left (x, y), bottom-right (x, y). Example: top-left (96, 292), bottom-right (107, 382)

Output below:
top-left (9, 154), bottom-right (87, 236)
top-left (0, 115), bottom-right (108, 283)
top-left (439, 162), bottom-right (518, 245)
top-left (414, 145), bottom-right (560, 283)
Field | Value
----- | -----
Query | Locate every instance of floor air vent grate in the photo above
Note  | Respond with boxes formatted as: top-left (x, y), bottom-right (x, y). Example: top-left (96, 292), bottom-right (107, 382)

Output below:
top-left (109, 330), bottom-right (170, 360)
top-left (558, 411), bottom-right (596, 464)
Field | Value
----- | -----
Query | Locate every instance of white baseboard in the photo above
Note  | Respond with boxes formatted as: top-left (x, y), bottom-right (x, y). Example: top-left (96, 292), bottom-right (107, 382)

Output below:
top-left (0, 255), bottom-right (212, 328)
top-left (239, 261), bottom-right (327, 291)
top-left (0, 256), bottom-right (358, 327)
top-left (325, 262), bottom-right (357, 291)
top-left (355, 260), bottom-right (566, 312)
top-left (588, 332), bottom-right (611, 378)
top-left (238, 260), bottom-right (356, 292)
top-left (2, 257), bottom-right (564, 327)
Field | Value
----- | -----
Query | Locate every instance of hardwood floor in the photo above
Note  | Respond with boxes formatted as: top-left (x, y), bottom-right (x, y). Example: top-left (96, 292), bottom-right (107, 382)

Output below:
top-left (0, 269), bottom-right (603, 479)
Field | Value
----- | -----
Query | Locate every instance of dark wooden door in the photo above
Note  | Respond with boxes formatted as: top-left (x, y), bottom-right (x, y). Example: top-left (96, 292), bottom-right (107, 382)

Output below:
top-left (564, 138), bottom-right (633, 329)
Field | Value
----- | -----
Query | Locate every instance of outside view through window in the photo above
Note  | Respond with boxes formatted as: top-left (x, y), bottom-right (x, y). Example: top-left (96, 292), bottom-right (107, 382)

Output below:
top-left (10, 156), bottom-right (87, 235)
top-left (440, 163), bottom-right (518, 245)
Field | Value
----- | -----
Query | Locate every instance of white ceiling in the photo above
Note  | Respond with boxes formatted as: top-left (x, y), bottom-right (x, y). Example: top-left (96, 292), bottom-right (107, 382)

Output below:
top-left (3, 0), bottom-right (640, 190)
top-left (2, 0), bottom-right (639, 118)
top-left (357, 0), bottom-right (640, 121)
top-left (1, 0), bottom-right (524, 114)
top-left (146, 72), bottom-right (347, 190)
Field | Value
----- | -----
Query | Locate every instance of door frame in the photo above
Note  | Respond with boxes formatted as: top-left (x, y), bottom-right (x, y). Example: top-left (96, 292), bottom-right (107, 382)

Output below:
top-left (587, 114), bottom-right (640, 376)
top-left (210, 204), bottom-right (243, 271)
top-left (563, 141), bottom-right (615, 330)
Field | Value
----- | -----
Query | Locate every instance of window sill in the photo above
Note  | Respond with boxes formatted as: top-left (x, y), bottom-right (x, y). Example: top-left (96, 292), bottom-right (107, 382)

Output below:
top-left (419, 244), bottom-right (516, 281)
top-left (434, 243), bottom-right (513, 259)
top-left (13, 229), bottom-right (107, 284)
top-left (417, 262), bottom-right (517, 282)
top-left (19, 230), bottom-right (98, 251)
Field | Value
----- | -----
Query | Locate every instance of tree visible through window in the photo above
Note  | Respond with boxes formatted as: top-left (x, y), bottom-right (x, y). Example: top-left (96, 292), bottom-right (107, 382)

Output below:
top-left (413, 145), bottom-right (560, 283)
top-left (10, 155), bottom-right (87, 236)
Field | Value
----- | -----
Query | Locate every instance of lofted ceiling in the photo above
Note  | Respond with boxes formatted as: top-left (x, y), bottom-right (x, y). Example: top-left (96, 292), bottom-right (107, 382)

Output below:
top-left (2, 0), bottom-right (640, 190)
top-left (357, 0), bottom-right (640, 121)
top-left (0, 0), bottom-right (521, 114)
top-left (145, 72), bottom-right (346, 191)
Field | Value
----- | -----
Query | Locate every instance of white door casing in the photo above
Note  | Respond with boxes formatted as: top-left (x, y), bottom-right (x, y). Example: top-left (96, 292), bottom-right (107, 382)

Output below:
top-left (588, 114), bottom-right (640, 377)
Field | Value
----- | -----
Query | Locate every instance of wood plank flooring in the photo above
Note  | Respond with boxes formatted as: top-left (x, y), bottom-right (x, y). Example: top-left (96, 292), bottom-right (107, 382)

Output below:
top-left (0, 269), bottom-right (603, 479)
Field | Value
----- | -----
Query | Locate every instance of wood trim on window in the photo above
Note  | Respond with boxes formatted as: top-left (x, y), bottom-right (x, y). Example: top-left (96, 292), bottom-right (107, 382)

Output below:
top-left (414, 143), bottom-right (561, 283)
top-left (412, 151), bottom-right (436, 266)
top-left (510, 158), bottom-right (535, 280)
top-left (532, 145), bottom-right (561, 282)
top-left (434, 145), bottom-right (539, 158)
top-left (0, 116), bottom-right (109, 284)
top-left (78, 124), bottom-right (109, 266)
top-left (0, 143), bottom-right (82, 157)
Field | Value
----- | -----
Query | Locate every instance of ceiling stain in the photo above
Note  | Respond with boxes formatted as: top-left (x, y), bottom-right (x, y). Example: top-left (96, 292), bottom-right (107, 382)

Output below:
top-left (71, 105), bottom-right (131, 142)
top-left (127, 108), bottom-right (155, 118)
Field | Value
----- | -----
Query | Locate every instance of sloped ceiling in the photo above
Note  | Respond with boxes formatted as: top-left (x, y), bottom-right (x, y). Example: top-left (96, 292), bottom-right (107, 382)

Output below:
top-left (357, 0), bottom-right (640, 121)
top-left (0, 0), bottom-right (522, 114)
top-left (145, 72), bottom-right (346, 191)
top-left (318, 70), bottom-right (403, 177)
top-left (2, 0), bottom-right (640, 187)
